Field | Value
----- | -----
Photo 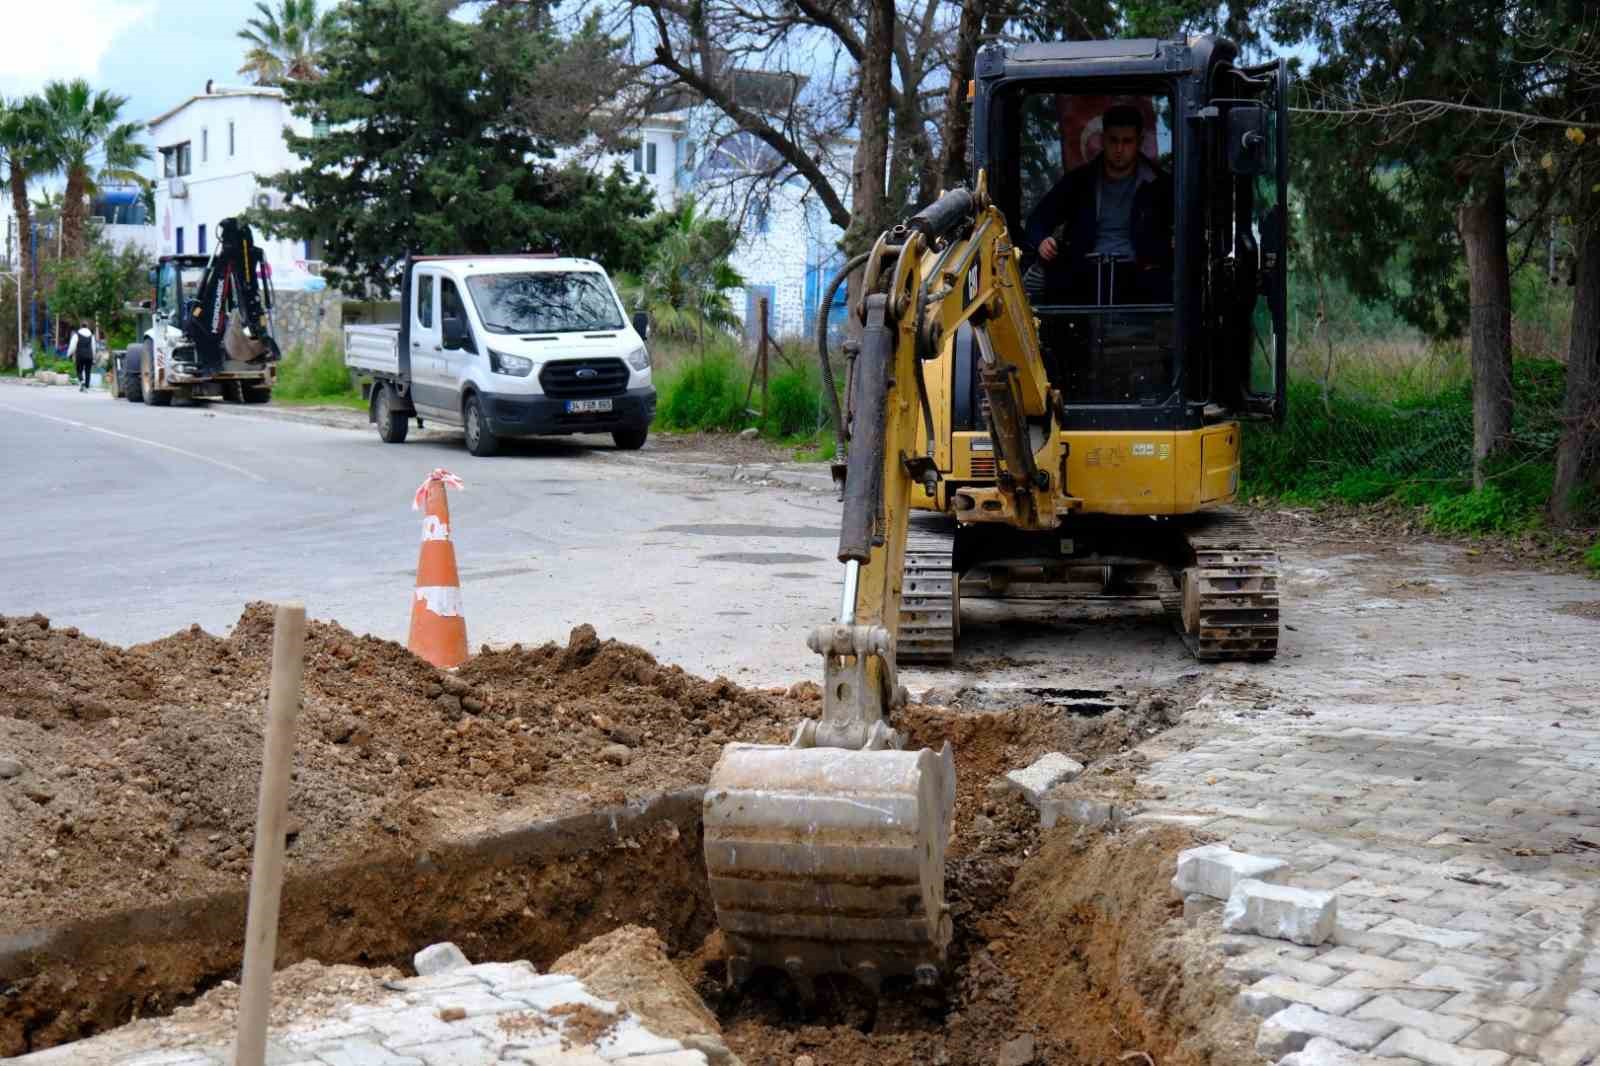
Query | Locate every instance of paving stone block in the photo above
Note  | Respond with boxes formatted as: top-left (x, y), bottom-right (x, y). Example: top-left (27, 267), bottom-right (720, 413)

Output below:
top-left (1370, 919), bottom-right (1482, 951)
top-left (1003, 753), bottom-right (1084, 804)
top-left (1040, 796), bottom-right (1123, 828)
top-left (1351, 996), bottom-right (1477, 1043)
top-left (387, 973), bottom-right (485, 993)
top-left (1459, 1023), bottom-right (1541, 1057)
top-left (1435, 994), bottom-right (1563, 1034)
top-left (1221, 934), bottom-right (1317, 959)
top-left (1239, 986), bottom-right (1291, 1018)
top-left (1257, 1003), bottom-right (1398, 1056)
top-left (403, 1035), bottom-right (499, 1066)
top-left (314, 1039), bottom-right (426, 1066)
top-left (414, 942), bottom-right (471, 977)
top-left (593, 1019), bottom-right (684, 1060)
top-left (364, 1008), bottom-right (470, 1048)
top-left (1247, 975), bottom-right (1374, 1017)
top-left (1225, 880), bottom-right (1338, 946)
top-left (1225, 948), bottom-right (1341, 987)
top-left (1372, 1027), bottom-right (1510, 1066)
top-left (1274, 1037), bottom-right (1364, 1065)
top-left (429, 988), bottom-right (518, 1018)
top-left (615, 1053), bottom-right (710, 1066)
top-left (1330, 927), bottom-right (1407, 955)
top-left (283, 1020), bottom-right (384, 1047)
top-left (1316, 948), bottom-right (1427, 984)
top-left (1173, 843), bottom-right (1291, 900)
top-left (1535, 1017), bottom-right (1600, 1066)
top-left (508, 1050), bottom-right (610, 1065)
top-left (462, 961), bottom-right (541, 991)
top-left (509, 981), bottom-right (615, 1015)
top-left (1388, 948), bottom-right (1511, 979)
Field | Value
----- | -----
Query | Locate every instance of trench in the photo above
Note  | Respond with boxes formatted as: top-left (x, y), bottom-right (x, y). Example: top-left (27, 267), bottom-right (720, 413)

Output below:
top-left (2, 694), bottom-right (1250, 1065)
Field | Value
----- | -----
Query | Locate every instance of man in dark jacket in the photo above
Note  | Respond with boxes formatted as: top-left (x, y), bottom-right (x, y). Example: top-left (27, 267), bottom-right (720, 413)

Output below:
top-left (70, 322), bottom-right (96, 392)
top-left (1022, 104), bottom-right (1174, 305)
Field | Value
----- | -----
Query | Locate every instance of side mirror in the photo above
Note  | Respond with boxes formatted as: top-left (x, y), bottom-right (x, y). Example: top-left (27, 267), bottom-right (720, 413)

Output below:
top-left (148, 268), bottom-right (158, 285)
top-left (442, 316), bottom-right (468, 350)
top-left (631, 310), bottom-right (650, 340)
top-left (1227, 105), bottom-right (1269, 176)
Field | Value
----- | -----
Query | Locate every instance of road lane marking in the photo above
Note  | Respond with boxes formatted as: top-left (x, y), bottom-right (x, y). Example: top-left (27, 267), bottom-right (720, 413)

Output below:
top-left (0, 402), bottom-right (268, 482)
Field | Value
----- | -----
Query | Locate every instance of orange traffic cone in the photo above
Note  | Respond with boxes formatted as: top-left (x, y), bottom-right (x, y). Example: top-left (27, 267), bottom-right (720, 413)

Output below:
top-left (408, 469), bottom-right (469, 668)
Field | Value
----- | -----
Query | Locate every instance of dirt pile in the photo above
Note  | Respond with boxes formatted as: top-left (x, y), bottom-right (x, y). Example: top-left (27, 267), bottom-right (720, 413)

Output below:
top-left (0, 607), bottom-right (804, 930)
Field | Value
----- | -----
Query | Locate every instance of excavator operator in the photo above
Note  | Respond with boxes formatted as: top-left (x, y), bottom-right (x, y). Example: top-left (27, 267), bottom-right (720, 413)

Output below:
top-left (1022, 102), bottom-right (1174, 306)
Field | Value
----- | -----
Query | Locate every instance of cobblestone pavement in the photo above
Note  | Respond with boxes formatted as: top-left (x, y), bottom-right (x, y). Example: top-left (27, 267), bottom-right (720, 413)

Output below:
top-left (1133, 542), bottom-right (1600, 1065)
top-left (11, 961), bottom-right (710, 1065)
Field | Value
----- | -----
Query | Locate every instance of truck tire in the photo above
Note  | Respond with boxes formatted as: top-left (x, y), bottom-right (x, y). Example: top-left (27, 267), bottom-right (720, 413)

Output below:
top-left (124, 367), bottom-right (143, 403)
top-left (224, 381), bottom-right (245, 403)
top-left (463, 393), bottom-right (499, 457)
top-left (613, 426), bottom-right (649, 450)
top-left (143, 362), bottom-right (172, 406)
top-left (376, 386), bottom-right (409, 443)
top-left (243, 385), bottom-right (271, 404)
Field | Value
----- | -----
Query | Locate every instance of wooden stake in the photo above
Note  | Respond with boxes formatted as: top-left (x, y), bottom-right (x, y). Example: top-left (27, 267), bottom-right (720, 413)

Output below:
top-left (758, 296), bottom-right (770, 414)
top-left (232, 603), bottom-right (306, 1066)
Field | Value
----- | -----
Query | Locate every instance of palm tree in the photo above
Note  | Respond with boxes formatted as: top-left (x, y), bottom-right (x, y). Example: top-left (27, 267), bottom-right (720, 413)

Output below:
top-left (35, 80), bottom-right (149, 260)
top-left (616, 198), bottom-right (745, 349)
top-left (237, 0), bottom-right (335, 85)
top-left (0, 97), bottom-right (49, 363)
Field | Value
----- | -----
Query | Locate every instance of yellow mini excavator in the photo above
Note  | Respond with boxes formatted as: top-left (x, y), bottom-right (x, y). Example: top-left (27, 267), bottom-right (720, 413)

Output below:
top-left (703, 35), bottom-right (1288, 992)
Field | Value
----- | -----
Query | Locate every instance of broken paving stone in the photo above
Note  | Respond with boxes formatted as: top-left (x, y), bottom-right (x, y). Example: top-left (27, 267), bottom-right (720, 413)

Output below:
top-left (0, 757), bottom-right (24, 779)
top-left (601, 744), bottom-right (633, 766)
top-left (996, 1034), bottom-right (1036, 1066)
top-left (414, 942), bottom-right (471, 976)
top-left (1172, 843), bottom-right (1291, 901)
top-left (1224, 879), bottom-right (1337, 947)
top-left (1002, 753), bottom-right (1085, 806)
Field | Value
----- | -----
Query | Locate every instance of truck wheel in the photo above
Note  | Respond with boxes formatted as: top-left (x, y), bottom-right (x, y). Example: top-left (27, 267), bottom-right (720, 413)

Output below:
top-left (464, 394), bottom-right (499, 457)
top-left (612, 426), bottom-right (649, 450)
top-left (124, 368), bottom-right (143, 403)
top-left (224, 381), bottom-right (245, 403)
top-left (143, 363), bottom-right (171, 407)
top-left (376, 386), bottom-right (409, 443)
top-left (243, 385), bottom-right (271, 404)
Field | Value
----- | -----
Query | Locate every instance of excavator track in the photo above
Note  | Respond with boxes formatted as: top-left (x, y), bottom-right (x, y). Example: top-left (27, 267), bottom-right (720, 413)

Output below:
top-left (898, 519), bottom-right (959, 664)
top-left (1164, 510), bottom-right (1280, 662)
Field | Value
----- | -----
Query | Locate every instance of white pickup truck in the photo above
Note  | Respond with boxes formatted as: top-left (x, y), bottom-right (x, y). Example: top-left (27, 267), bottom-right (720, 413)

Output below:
top-left (345, 254), bottom-right (655, 455)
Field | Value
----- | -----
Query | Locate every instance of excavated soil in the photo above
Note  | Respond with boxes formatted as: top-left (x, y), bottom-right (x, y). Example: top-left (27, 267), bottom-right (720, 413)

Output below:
top-left (1, 608), bottom-right (1239, 1062)
top-left (0, 606), bottom-right (800, 932)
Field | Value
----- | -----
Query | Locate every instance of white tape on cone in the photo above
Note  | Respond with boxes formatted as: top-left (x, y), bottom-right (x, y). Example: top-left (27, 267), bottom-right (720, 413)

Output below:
top-left (414, 586), bottom-right (463, 617)
top-left (421, 516), bottom-right (450, 542)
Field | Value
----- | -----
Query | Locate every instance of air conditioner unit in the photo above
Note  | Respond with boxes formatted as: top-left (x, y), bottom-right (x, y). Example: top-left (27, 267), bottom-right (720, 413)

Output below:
top-left (304, 259), bottom-right (324, 276)
top-left (168, 177), bottom-right (189, 199)
top-left (253, 190), bottom-right (284, 212)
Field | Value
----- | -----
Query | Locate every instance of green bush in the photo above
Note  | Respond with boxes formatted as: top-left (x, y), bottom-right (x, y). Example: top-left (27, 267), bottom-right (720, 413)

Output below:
top-left (654, 350), bottom-right (748, 431)
top-left (275, 344), bottom-right (360, 402)
top-left (1585, 540), bottom-right (1600, 577)
top-left (761, 364), bottom-right (824, 438)
top-left (1424, 485), bottom-right (1536, 535)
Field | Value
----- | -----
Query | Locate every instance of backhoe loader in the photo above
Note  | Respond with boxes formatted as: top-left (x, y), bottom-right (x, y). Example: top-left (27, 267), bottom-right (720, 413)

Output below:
top-left (703, 35), bottom-right (1288, 992)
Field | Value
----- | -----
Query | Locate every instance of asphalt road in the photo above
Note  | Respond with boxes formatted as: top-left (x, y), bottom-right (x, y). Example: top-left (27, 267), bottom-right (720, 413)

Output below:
top-left (0, 382), bottom-right (848, 685)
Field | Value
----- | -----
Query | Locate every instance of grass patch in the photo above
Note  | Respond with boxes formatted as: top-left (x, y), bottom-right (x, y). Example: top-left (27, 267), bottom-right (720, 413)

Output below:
top-left (654, 348), bottom-right (747, 431)
top-left (1246, 358), bottom-right (1568, 535)
top-left (275, 344), bottom-right (362, 407)
top-left (1586, 540), bottom-right (1600, 577)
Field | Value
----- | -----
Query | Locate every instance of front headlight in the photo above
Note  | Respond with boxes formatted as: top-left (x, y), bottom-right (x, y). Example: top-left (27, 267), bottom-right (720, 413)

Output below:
top-left (488, 349), bottom-right (533, 377)
top-left (625, 345), bottom-right (651, 372)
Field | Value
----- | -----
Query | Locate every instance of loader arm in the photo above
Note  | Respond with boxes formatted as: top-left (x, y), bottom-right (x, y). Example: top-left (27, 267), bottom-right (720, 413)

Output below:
top-left (701, 179), bottom-right (1067, 994)
top-left (184, 217), bottom-right (282, 371)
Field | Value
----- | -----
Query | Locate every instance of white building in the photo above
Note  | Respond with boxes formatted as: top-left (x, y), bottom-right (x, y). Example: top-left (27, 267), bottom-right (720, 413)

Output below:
top-left (147, 85), bottom-right (318, 273)
top-left (142, 83), bottom-right (843, 340)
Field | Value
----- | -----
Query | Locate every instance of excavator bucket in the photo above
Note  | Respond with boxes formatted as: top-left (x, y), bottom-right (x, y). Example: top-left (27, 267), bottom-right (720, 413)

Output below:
top-left (703, 740), bottom-right (957, 994)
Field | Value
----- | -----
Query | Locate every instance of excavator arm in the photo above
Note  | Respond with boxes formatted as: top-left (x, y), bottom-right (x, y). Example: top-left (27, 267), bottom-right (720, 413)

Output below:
top-left (702, 180), bottom-right (1068, 994)
top-left (184, 217), bottom-right (282, 371)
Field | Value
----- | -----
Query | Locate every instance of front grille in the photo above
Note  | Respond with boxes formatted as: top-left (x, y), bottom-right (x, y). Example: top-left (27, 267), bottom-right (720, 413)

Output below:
top-left (969, 456), bottom-right (996, 479)
top-left (539, 358), bottom-right (629, 399)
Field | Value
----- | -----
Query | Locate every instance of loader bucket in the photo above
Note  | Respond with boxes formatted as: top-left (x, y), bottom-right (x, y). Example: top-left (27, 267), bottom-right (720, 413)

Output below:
top-left (702, 740), bottom-right (957, 992)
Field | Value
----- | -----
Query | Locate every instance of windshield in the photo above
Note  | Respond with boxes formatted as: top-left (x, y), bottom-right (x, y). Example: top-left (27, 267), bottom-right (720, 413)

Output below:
top-left (466, 271), bottom-right (624, 335)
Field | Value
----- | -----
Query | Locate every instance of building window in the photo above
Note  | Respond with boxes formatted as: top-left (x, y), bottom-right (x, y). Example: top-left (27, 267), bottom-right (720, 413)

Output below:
top-left (631, 145), bottom-right (643, 173)
top-left (752, 197), bottom-right (770, 235)
top-left (176, 226), bottom-right (185, 254)
top-left (228, 121), bottom-right (235, 157)
top-left (201, 127), bottom-right (208, 163)
top-left (198, 224), bottom-right (207, 254)
top-left (646, 142), bottom-right (657, 175)
top-left (161, 142), bottom-right (192, 177)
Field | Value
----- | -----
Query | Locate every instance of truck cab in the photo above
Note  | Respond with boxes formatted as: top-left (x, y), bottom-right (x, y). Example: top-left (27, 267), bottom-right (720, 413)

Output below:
top-left (347, 255), bottom-right (656, 456)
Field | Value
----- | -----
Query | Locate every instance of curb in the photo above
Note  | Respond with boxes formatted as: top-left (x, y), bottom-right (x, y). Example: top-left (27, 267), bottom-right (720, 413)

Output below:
top-left (640, 458), bottom-right (838, 494)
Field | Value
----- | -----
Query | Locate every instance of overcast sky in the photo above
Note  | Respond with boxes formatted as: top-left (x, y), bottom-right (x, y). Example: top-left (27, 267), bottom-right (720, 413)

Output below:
top-left (4, 0), bottom-right (253, 162)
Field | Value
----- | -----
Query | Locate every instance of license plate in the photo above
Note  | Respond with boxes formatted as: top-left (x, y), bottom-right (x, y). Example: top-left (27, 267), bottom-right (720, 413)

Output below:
top-left (566, 398), bottom-right (613, 413)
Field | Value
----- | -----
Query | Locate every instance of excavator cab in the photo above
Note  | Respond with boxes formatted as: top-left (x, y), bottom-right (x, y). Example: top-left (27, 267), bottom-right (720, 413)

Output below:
top-left (975, 37), bottom-right (1288, 430)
